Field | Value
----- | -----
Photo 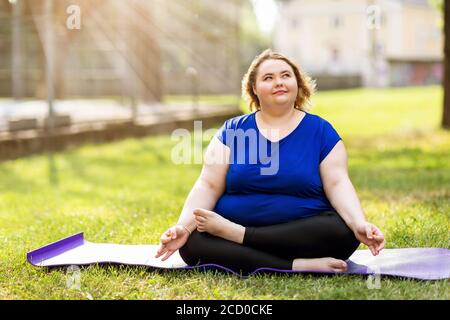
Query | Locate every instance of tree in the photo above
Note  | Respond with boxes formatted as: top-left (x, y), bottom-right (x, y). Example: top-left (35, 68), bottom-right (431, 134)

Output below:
top-left (443, 0), bottom-right (450, 128)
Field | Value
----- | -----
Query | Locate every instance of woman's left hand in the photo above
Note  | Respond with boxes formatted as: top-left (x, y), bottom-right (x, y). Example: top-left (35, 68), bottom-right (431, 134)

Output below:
top-left (353, 222), bottom-right (386, 256)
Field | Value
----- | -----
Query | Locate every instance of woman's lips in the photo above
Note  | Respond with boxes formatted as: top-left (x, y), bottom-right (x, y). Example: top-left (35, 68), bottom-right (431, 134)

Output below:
top-left (273, 91), bottom-right (287, 95)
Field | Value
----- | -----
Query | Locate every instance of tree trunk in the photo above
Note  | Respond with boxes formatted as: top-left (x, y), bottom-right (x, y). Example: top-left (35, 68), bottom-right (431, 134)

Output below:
top-left (443, 0), bottom-right (450, 128)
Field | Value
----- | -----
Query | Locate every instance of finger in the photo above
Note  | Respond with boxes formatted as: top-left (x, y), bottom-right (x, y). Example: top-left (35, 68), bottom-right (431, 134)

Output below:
top-left (365, 225), bottom-right (374, 239)
top-left (373, 247), bottom-right (380, 256)
top-left (364, 236), bottom-right (377, 248)
top-left (377, 239), bottom-right (386, 251)
top-left (372, 225), bottom-right (383, 235)
top-left (195, 218), bottom-right (206, 224)
top-left (161, 233), bottom-right (174, 243)
top-left (373, 227), bottom-right (385, 241)
top-left (372, 232), bottom-right (384, 244)
top-left (373, 234), bottom-right (384, 241)
top-left (156, 243), bottom-right (165, 252)
top-left (161, 231), bottom-right (172, 242)
top-left (374, 232), bottom-right (385, 243)
top-left (370, 225), bottom-right (378, 237)
top-left (373, 244), bottom-right (379, 255)
top-left (155, 246), bottom-right (167, 258)
top-left (161, 250), bottom-right (174, 261)
top-left (161, 237), bottom-right (171, 245)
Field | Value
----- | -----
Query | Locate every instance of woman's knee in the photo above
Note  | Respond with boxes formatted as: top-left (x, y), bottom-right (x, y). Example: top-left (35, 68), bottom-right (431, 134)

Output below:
top-left (334, 228), bottom-right (360, 260)
top-left (178, 231), bottom-right (204, 266)
top-left (333, 234), bottom-right (360, 260)
top-left (326, 212), bottom-right (361, 260)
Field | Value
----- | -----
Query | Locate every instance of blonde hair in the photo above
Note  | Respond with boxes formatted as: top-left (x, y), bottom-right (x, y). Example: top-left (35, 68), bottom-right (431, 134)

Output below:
top-left (241, 49), bottom-right (316, 112)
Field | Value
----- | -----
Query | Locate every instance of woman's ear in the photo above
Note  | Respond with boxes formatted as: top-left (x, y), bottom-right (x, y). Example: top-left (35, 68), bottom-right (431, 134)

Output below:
top-left (252, 85), bottom-right (257, 96)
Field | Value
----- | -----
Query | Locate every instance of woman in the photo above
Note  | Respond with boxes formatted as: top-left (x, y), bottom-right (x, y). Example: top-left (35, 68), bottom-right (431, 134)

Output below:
top-left (155, 49), bottom-right (385, 274)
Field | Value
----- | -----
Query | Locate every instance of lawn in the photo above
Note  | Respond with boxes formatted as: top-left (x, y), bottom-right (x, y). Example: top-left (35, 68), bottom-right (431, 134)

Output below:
top-left (0, 86), bottom-right (448, 299)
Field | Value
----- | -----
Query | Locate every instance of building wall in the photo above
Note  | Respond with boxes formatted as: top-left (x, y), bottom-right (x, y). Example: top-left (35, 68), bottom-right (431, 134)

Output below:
top-left (274, 0), bottom-right (443, 88)
top-left (275, 0), bottom-right (368, 75)
top-left (384, 0), bottom-right (443, 60)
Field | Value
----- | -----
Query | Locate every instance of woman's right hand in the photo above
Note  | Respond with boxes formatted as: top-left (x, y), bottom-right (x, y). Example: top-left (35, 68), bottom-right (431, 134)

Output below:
top-left (155, 225), bottom-right (191, 261)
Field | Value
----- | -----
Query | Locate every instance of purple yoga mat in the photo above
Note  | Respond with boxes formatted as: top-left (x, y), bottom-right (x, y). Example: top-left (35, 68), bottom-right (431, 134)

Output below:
top-left (27, 232), bottom-right (450, 280)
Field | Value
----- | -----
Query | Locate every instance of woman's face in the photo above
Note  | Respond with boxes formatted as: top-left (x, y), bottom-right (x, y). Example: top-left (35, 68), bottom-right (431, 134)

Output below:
top-left (253, 59), bottom-right (298, 111)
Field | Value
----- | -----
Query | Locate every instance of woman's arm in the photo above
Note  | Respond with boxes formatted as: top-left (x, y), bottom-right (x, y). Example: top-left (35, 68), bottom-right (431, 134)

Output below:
top-left (155, 137), bottom-right (230, 260)
top-left (320, 140), bottom-right (385, 255)
top-left (176, 137), bottom-right (230, 232)
top-left (319, 140), bottom-right (366, 230)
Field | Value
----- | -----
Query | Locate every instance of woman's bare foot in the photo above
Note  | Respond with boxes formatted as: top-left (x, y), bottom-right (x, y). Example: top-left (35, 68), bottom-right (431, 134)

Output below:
top-left (292, 257), bottom-right (348, 273)
top-left (193, 208), bottom-right (245, 244)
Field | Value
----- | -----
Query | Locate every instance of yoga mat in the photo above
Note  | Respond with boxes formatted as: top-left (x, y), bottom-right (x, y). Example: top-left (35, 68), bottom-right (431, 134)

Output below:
top-left (27, 232), bottom-right (450, 280)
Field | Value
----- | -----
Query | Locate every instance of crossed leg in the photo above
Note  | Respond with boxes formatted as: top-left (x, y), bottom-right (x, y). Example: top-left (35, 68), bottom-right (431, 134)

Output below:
top-left (178, 209), bottom-right (360, 274)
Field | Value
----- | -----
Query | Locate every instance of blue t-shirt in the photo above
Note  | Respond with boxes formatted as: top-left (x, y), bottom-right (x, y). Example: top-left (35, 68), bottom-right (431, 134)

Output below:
top-left (213, 111), bottom-right (341, 227)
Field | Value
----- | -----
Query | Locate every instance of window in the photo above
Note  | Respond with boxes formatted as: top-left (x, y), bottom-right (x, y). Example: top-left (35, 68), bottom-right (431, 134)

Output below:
top-left (330, 16), bottom-right (342, 28)
top-left (291, 17), bottom-right (299, 28)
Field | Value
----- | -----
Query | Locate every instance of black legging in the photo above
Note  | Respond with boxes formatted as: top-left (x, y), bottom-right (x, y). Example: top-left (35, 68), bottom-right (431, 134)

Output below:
top-left (179, 210), bottom-right (360, 275)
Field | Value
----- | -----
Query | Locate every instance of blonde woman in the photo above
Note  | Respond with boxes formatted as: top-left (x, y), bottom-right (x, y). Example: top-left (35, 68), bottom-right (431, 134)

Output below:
top-left (156, 49), bottom-right (385, 274)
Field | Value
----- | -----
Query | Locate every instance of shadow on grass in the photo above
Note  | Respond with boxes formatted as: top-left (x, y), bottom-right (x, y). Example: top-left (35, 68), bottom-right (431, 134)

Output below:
top-left (0, 165), bottom-right (40, 193)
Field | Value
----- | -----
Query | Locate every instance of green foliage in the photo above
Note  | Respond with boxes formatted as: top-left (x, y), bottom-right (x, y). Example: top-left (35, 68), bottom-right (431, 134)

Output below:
top-left (429, 0), bottom-right (444, 12)
top-left (0, 86), bottom-right (448, 299)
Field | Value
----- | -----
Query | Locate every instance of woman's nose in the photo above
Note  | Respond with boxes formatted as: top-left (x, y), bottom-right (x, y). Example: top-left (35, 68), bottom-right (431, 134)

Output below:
top-left (275, 78), bottom-right (283, 87)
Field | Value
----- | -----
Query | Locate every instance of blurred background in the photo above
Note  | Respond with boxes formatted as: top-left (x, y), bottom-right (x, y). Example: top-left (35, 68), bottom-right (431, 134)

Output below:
top-left (0, 0), bottom-right (447, 158)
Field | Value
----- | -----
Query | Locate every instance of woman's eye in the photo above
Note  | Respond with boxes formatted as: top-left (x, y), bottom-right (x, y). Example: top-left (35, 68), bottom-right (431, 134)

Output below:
top-left (264, 74), bottom-right (289, 80)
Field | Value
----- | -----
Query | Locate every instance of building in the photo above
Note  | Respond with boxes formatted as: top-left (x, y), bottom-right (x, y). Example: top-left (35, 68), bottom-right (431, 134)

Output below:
top-left (274, 0), bottom-right (443, 89)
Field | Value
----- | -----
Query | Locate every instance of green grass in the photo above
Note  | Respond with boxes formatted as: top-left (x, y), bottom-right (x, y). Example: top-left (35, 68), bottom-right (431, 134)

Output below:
top-left (0, 86), bottom-right (449, 299)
